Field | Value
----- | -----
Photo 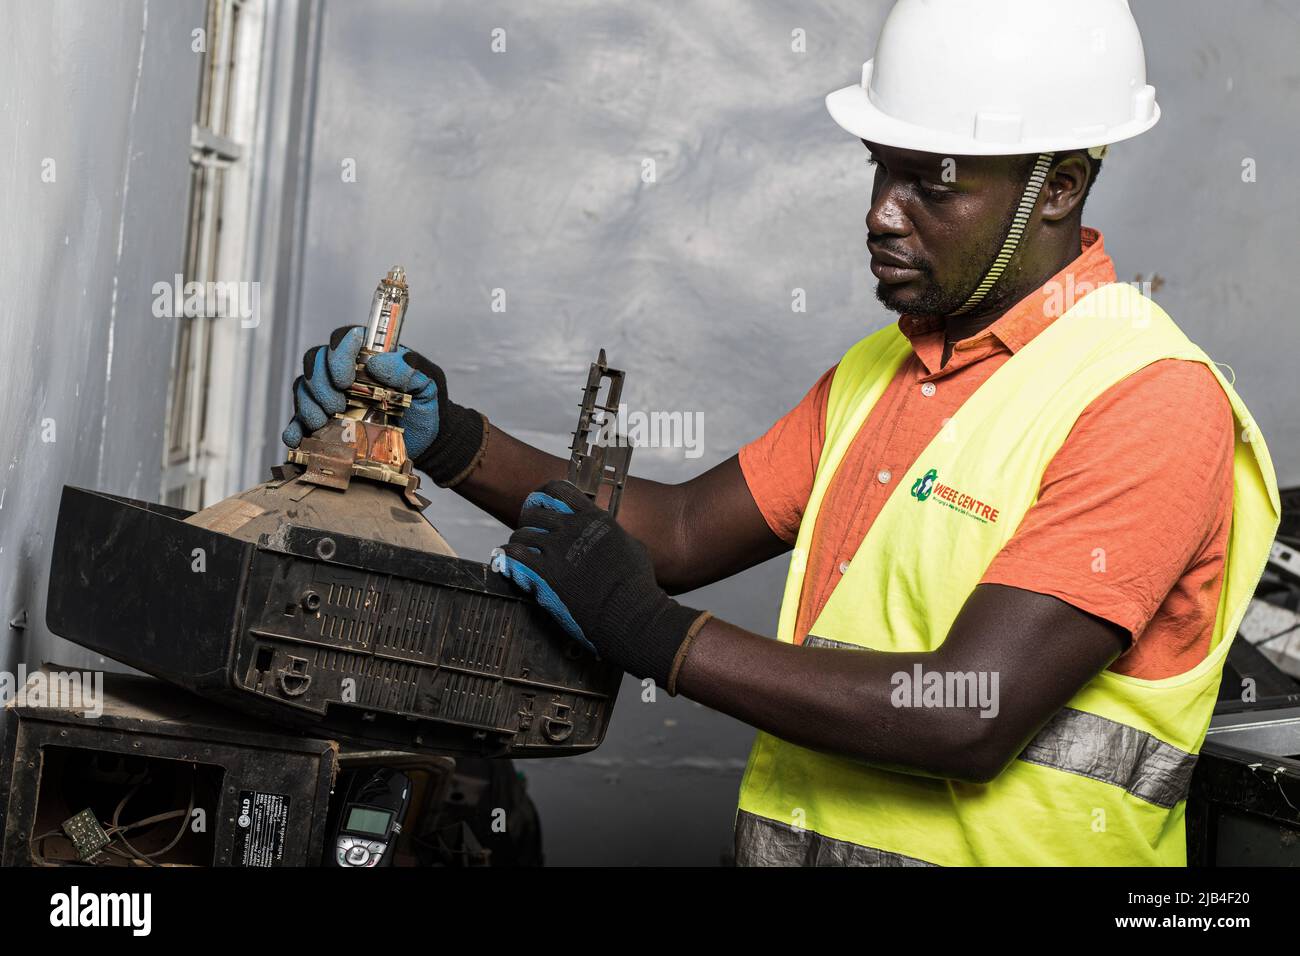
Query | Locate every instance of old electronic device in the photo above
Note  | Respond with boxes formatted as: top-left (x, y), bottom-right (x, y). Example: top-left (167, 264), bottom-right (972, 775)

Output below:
top-left (46, 269), bottom-right (634, 758)
top-left (0, 668), bottom-right (336, 867)
top-left (331, 768), bottom-right (411, 868)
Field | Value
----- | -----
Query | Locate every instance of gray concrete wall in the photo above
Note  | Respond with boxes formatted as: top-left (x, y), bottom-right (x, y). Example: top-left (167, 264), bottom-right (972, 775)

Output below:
top-left (0, 0), bottom-right (205, 676)
top-left (295, 0), bottom-right (1300, 865)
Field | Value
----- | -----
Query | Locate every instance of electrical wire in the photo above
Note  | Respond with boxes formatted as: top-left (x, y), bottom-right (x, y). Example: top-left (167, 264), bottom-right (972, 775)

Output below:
top-left (106, 775), bottom-right (197, 865)
top-left (29, 768), bottom-right (199, 867)
top-left (1255, 621), bottom-right (1300, 649)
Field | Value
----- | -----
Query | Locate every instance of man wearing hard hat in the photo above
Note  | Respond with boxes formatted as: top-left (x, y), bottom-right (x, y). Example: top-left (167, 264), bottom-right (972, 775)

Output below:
top-left (286, 0), bottom-right (1280, 865)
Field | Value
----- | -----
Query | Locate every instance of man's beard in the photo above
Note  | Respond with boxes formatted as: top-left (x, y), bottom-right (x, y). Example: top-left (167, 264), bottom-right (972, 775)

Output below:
top-left (875, 271), bottom-right (1028, 321)
top-left (873, 267), bottom-right (969, 318)
top-left (874, 201), bottom-right (1025, 319)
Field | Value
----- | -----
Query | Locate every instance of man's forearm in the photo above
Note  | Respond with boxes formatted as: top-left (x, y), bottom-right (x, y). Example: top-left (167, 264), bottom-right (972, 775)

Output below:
top-left (673, 616), bottom-right (1012, 782)
top-left (448, 424), bottom-right (708, 585)
top-left (449, 423), bottom-right (570, 526)
top-left (449, 426), bottom-right (786, 593)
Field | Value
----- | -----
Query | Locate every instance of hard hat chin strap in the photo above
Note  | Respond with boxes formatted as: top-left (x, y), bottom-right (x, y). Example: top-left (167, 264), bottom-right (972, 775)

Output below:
top-left (947, 151), bottom-right (1056, 318)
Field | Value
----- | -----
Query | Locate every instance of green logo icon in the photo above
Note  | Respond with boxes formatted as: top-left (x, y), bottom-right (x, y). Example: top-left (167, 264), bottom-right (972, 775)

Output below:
top-left (911, 468), bottom-right (937, 502)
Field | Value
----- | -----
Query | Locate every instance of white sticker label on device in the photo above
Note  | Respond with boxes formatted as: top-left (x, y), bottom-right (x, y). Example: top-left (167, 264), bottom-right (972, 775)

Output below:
top-left (233, 790), bottom-right (291, 867)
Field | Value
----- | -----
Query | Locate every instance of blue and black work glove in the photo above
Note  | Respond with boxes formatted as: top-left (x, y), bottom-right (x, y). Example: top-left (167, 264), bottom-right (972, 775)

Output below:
top-left (283, 325), bottom-right (488, 487)
top-left (491, 480), bottom-right (711, 693)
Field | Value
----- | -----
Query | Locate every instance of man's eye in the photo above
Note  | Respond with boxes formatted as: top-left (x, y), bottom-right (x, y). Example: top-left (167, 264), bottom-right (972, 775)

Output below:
top-left (919, 181), bottom-right (952, 199)
top-left (865, 157), bottom-right (878, 168)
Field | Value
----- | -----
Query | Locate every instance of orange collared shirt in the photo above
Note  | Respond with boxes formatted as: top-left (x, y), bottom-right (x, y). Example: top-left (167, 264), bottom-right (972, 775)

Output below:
top-left (739, 229), bottom-right (1235, 679)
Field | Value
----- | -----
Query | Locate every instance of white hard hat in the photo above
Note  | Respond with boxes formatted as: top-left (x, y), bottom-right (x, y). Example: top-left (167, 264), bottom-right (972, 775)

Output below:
top-left (826, 0), bottom-right (1160, 157)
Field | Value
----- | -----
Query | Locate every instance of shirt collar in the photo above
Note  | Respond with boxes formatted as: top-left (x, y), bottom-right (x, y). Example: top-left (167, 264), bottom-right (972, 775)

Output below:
top-left (898, 227), bottom-right (1117, 363)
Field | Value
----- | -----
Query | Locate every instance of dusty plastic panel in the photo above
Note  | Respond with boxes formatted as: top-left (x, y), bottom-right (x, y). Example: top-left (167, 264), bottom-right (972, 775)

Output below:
top-left (0, 668), bottom-right (336, 867)
top-left (1187, 705), bottom-right (1300, 865)
top-left (46, 486), bottom-right (622, 758)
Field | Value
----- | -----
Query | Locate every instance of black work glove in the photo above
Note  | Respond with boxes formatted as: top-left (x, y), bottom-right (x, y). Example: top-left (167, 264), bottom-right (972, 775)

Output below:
top-left (283, 325), bottom-right (488, 487)
top-left (364, 338), bottom-right (487, 487)
top-left (282, 326), bottom-right (366, 447)
top-left (491, 480), bottom-right (710, 692)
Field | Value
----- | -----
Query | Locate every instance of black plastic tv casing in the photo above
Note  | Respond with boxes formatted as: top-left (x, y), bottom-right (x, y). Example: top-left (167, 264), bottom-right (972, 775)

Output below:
top-left (46, 486), bottom-right (622, 758)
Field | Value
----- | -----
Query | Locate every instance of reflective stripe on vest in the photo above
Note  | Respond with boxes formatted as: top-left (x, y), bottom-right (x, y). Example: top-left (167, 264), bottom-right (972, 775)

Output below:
top-left (736, 283), bottom-right (1281, 867)
top-left (735, 810), bottom-right (938, 867)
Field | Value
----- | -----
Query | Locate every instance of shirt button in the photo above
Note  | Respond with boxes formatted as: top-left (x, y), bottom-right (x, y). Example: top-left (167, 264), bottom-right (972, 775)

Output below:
top-left (921, 382), bottom-right (937, 397)
top-left (877, 469), bottom-right (892, 484)
top-left (838, 560), bottom-right (851, 575)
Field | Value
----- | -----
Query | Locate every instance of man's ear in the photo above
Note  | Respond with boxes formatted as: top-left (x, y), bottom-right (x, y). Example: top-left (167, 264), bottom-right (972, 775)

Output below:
top-left (1039, 152), bottom-right (1092, 222)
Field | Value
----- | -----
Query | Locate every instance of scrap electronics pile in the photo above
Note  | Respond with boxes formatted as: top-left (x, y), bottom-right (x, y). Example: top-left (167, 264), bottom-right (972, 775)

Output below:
top-left (1, 268), bottom-right (631, 868)
top-left (1190, 490), bottom-right (1300, 864)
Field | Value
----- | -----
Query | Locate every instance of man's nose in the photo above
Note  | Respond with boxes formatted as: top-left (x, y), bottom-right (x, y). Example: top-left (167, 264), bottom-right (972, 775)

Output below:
top-left (866, 184), bottom-right (912, 238)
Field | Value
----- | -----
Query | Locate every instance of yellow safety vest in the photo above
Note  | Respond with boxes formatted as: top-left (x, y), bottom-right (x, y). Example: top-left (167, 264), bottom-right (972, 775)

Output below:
top-left (735, 283), bottom-right (1280, 866)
